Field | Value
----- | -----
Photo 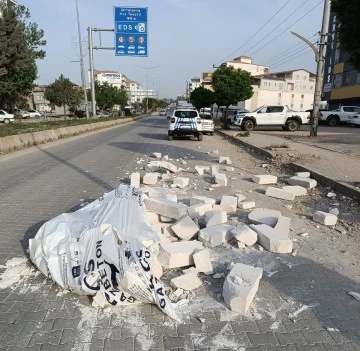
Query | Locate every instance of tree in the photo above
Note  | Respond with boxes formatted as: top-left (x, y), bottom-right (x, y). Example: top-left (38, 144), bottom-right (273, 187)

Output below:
top-left (190, 87), bottom-right (215, 110)
top-left (45, 74), bottom-right (83, 117)
top-left (91, 82), bottom-right (128, 112)
top-left (331, 0), bottom-right (360, 70)
top-left (0, 3), bottom-right (46, 108)
top-left (212, 66), bottom-right (254, 124)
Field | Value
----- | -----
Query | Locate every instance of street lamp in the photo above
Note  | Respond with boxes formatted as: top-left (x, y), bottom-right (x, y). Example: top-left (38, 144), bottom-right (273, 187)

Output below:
top-left (149, 75), bottom-right (163, 99)
top-left (134, 65), bottom-right (160, 113)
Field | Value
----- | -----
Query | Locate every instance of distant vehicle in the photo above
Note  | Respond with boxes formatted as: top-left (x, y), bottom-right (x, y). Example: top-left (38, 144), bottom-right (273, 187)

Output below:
top-left (227, 109), bottom-right (249, 125)
top-left (347, 112), bottom-right (360, 127)
top-left (27, 109), bottom-right (41, 118)
top-left (234, 105), bottom-right (310, 131)
top-left (168, 108), bottom-right (203, 141)
top-left (0, 110), bottom-right (15, 124)
top-left (199, 113), bottom-right (214, 135)
top-left (159, 109), bottom-right (166, 116)
top-left (319, 106), bottom-right (360, 126)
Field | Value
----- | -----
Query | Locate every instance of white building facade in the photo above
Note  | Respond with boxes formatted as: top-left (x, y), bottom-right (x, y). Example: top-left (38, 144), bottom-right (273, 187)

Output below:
top-left (223, 56), bottom-right (269, 76)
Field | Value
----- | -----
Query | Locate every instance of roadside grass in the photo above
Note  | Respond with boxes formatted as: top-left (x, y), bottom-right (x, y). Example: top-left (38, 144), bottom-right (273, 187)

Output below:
top-left (236, 131), bottom-right (250, 137)
top-left (268, 142), bottom-right (290, 149)
top-left (0, 116), bottom-right (132, 137)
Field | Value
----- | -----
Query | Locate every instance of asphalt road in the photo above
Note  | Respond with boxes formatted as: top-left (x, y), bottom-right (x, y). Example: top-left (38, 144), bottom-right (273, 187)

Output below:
top-left (0, 115), bottom-right (359, 351)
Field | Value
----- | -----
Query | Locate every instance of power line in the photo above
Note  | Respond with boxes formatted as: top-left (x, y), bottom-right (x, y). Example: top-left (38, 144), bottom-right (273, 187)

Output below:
top-left (270, 47), bottom-right (314, 69)
top-left (214, 0), bottom-right (292, 65)
top-left (249, 0), bottom-right (323, 56)
top-left (268, 45), bottom-right (314, 67)
top-left (244, 0), bottom-right (312, 55)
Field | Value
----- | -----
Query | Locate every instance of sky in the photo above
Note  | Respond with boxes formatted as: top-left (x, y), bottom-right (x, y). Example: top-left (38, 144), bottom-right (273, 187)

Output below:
top-left (21, 0), bottom-right (324, 99)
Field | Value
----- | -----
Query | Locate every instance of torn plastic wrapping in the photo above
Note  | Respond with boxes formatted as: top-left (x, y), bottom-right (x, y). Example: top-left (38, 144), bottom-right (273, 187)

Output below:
top-left (29, 185), bottom-right (182, 321)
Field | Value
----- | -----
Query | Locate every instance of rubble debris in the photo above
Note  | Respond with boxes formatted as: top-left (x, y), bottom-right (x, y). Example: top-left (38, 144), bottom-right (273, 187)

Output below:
top-left (130, 172), bottom-right (141, 188)
top-left (190, 196), bottom-right (216, 206)
top-left (199, 224), bottom-right (234, 248)
top-left (281, 185), bottom-right (307, 197)
top-left (146, 160), bottom-right (178, 173)
top-left (347, 291), bottom-right (360, 301)
top-left (295, 172), bottom-right (310, 178)
top-left (161, 225), bottom-right (177, 240)
top-left (172, 177), bottom-right (189, 189)
top-left (251, 224), bottom-right (293, 253)
top-left (237, 242), bottom-right (246, 249)
top-left (144, 198), bottom-right (187, 219)
top-left (219, 195), bottom-right (238, 213)
top-left (187, 203), bottom-right (213, 219)
top-left (238, 201), bottom-right (256, 210)
top-left (266, 187), bottom-right (295, 201)
top-left (160, 215), bottom-right (174, 223)
top-left (329, 208), bottom-right (340, 216)
top-left (205, 210), bottom-right (227, 227)
top-left (219, 156), bottom-right (232, 165)
top-left (335, 226), bottom-right (347, 235)
top-left (162, 155), bottom-right (169, 161)
top-left (182, 267), bottom-right (198, 275)
top-left (248, 208), bottom-right (281, 227)
top-left (153, 258), bottom-right (164, 279)
top-left (195, 166), bottom-right (205, 175)
top-left (171, 215), bottom-right (199, 240)
top-left (299, 232), bottom-right (309, 238)
top-left (327, 192), bottom-right (336, 198)
top-left (148, 187), bottom-right (166, 199)
top-left (274, 216), bottom-right (291, 235)
top-left (231, 225), bottom-right (257, 247)
top-left (288, 176), bottom-right (317, 189)
top-left (151, 152), bottom-right (162, 159)
top-left (193, 249), bottom-right (213, 275)
top-left (225, 166), bottom-right (235, 172)
top-left (214, 172), bottom-right (228, 186)
top-left (313, 211), bottom-right (338, 226)
top-left (213, 273), bottom-right (225, 279)
top-left (211, 165), bottom-right (219, 176)
top-left (222, 263), bottom-right (263, 315)
top-left (143, 173), bottom-right (158, 185)
top-left (171, 273), bottom-right (202, 291)
top-left (235, 193), bottom-right (247, 204)
top-left (252, 174), bottom-right (278, 185)
top-left (158, 241), bottom-right (204, 269)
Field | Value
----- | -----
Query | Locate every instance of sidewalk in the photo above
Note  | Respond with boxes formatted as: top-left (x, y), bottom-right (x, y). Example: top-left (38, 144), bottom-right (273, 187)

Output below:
top-left (218, 129), bottom-right (360, 201)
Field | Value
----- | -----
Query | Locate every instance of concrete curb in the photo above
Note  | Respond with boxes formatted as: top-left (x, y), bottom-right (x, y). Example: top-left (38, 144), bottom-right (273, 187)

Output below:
top-left (0, 116), bottom-right (143, 155)
top-left (217, 129), bottom-right (360, 202)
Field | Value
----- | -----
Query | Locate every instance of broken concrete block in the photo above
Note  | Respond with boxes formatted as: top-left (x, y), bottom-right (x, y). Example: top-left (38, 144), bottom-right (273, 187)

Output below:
top-left (251, 224), bottom-right (293, 253)
top-left (152, 258), bottom-right (163, 279)
top-left (173, 177), bottom-right (189, 189)
top-left (219, 156), bottom-right (232, 165)
top-left (143, 173), bottom-right (158, 185)
top-left (171, 215), bottom-right (199, 240)
top-left (220, 196), bottom-right (238, 214)
top-left (329, 208), bottom-right (339, 216)
top-left (265, 187), bottom-right (295, 201)
top-left (211, 165), bottom-right (219, 176)
top-left (190, 196), bottom-right (216, 206)
top-left (170, 273), bottom-right (202, 291)
top-left (274, 216), bottom-right (291, 235)
top-left (313, 211), bottom-right (338, 226)
top-left (158, 241), bottom-right (204, 268)
top-left (165, 193), bottom-right (178, 202)
top-left (193, 249), bottom-right (213, 275)
top-left (214, 173), bottom-right (228, 186)
top-left (281, 185), bottom-right (307, 197)
top-left (235, 194), bottom-right (247, 204)
top-left (151, 152), bottom-right (162, 159)
top-left (238, 201), bottom-right (256, 210)
top-left (288, 176), bottom-right (317, 189)
top-left (130, 172), bottom-right (141, 188)
top-left (205, 210), bottom-right (227, 227)
top-left (223, 263), bottom-right (263, 315)
top-left (195, 166), bottom-right (205, 176)
top-left (161, 225), bottom-right (177, 241)
top-left (147, 160), bottom-right (177, 173)
top-left (187, 203), bottom-right (213, 219)
top-left (162, 155), bottom-right (169, 161)
top-left (199, 224), bottom-right (234, 248)
top-left (148, 187), bottom-right (166, 198)
top-left (248, 208), bottom-right (281, 227)
top-left (252, 174), bottom-right (278, 185)
top-left (231, 225), bottom-right (257, 247)
top-left (161, 161), bottom-right (178, 173)
top-left (160, 215), bottom-right (174, 223)
top-left (327, 192), bottom-right (336, 198)
top-left (145, 211), bottom-right (160, 225)
top-left (237, 242), bottom-right (246, 249)
top-left (225, 166), bottom-right (235, 172)
top-left (295, 172), bottom-right (310, 178)
top-left (144, 198), bottom-right (186, 219)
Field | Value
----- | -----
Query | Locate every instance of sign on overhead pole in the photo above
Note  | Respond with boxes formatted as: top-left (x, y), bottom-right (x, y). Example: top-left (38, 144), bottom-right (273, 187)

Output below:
top-left (114, 7), bottom-right (148, 57)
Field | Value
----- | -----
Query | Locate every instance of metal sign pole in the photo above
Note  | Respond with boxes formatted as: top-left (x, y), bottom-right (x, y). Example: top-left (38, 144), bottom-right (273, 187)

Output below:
top-left (88, 27), bottom-right (96, 117)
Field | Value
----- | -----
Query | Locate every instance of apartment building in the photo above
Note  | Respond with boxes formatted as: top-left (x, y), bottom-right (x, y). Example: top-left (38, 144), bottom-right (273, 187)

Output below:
top-left (322, 13), bottom-right (360, 108)
top-left (222, 56), bottom-right (269, 76)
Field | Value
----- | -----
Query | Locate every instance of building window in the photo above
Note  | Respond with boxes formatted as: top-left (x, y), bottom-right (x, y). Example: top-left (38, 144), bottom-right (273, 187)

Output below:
top-left (295, 75), bottom-right (299, 80)
top-left (277, 93), bottom-right (282, 105)
top-left (303, 76), bottom-right (307, 81)
top-left (335, 48), bottom-right (341, 64)
top-left (279, 83), bottom-right (283, 89)
top-left (300, 104), bottom-right (304, 109)
top-left (333, 73), bottom-right (343, 88)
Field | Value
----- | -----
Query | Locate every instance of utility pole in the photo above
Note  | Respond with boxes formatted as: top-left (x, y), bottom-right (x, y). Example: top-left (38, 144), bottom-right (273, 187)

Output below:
top-left (291, 0), bottom-right (330, 137)
top-left (88, 27), bottom-right (96, 117)
top-left (75, 0), bottom-right (89, 119)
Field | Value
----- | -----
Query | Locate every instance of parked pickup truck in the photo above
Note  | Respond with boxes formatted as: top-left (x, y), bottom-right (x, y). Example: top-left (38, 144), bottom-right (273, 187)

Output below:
top-left (319, 106), bottom-right (360, 127)
top-left (234, 105), bottom-right (310, 131)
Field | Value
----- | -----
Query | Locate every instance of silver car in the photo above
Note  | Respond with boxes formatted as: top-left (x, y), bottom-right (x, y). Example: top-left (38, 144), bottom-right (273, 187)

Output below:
top-left (199, 113), bottom-right (214, 135)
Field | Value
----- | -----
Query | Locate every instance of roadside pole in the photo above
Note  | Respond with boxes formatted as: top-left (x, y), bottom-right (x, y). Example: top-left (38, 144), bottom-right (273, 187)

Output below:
top-left (88, 27), bottom-right (96, 117)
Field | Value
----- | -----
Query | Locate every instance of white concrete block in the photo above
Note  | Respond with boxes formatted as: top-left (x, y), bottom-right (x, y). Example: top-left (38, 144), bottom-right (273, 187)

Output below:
top-left (161, 161), bottom-right (178, 173)
top-left (295, 172), bottom-right (310, 178)
top-left (199, 224), bottom-right (234, 248)
top-left (313, 211), bottom-right (338, 226)
top-left (205, 210), bottom-right (227, 227)
top-left (144, 198), bottom-right (187, 219)
top-left (231, 225), bottom-right (258, 246)
top-left (173, 177), bottom-right (189, 189)
top-left (281, 185), bottom-right (307, 197)
top-left (148, 187), bottom-right (166, 198)
top-left (187, 203), bottom-right (213, 219)
top-left (130, 172), bottom-right (140, 188)
top-left (161, 225), bottom-right (177, 241)
top-left (265, 187), bottom-right (295, 201)
top-left (211, 165), bottom-right (219, 176)
top-left (143, 173), bottom-right (158, 185)
top-left (170, 273), bottom-right (202, 291)
top-left (214, 173), bottom-right (228, 186)
top-left (147, 160), bottom-right (178, 173)
top-left (145, 211), bottom-right (160, 225)
top-left (193, 249), bottom-right (213, 275)
top-left (288, 176), bottom-right (317, 189)
top-left (162, 155), bottom-right (169, 161)
top-left (251, 224), bottom-right (293, 253)
top-left (248, 208), bottom-right (281, 227)
top-left (225, 166), bottom-right (235, 172)
top-left (160, 215), bottom-right (174, 223)
top-left (182, 267), bottom-right (198, 275)
top-left (171, 215), bottom-right (199, 240)
top-left (152, 258), bottom-right (163, 279)
top-left (223, 263), bottom-right (263, 315)
top-left (220, 196), bottom-right (238, 214)
top-left (252, 175), bottom-right (278, 185)
top-left (219, 156), bottom-right (232, 164)
top-left (165, 193), bottom-right (178, 202)
top-left (158, 241), bottom-right (204, 268)
top-left (190, 196), bottom-right (216, 206)
top-left (195, 166), bottom-right (204, 176)
top-left (238, 201), bottom-right (256, 210)
top-left (151, 152), bottom-right (162, 159)
top-left (274, 216), bottom-right (291, 235)
top-left (235, 194), bottom-right (247, 204)
top-left (329, 208), bottom-right (339, 216)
